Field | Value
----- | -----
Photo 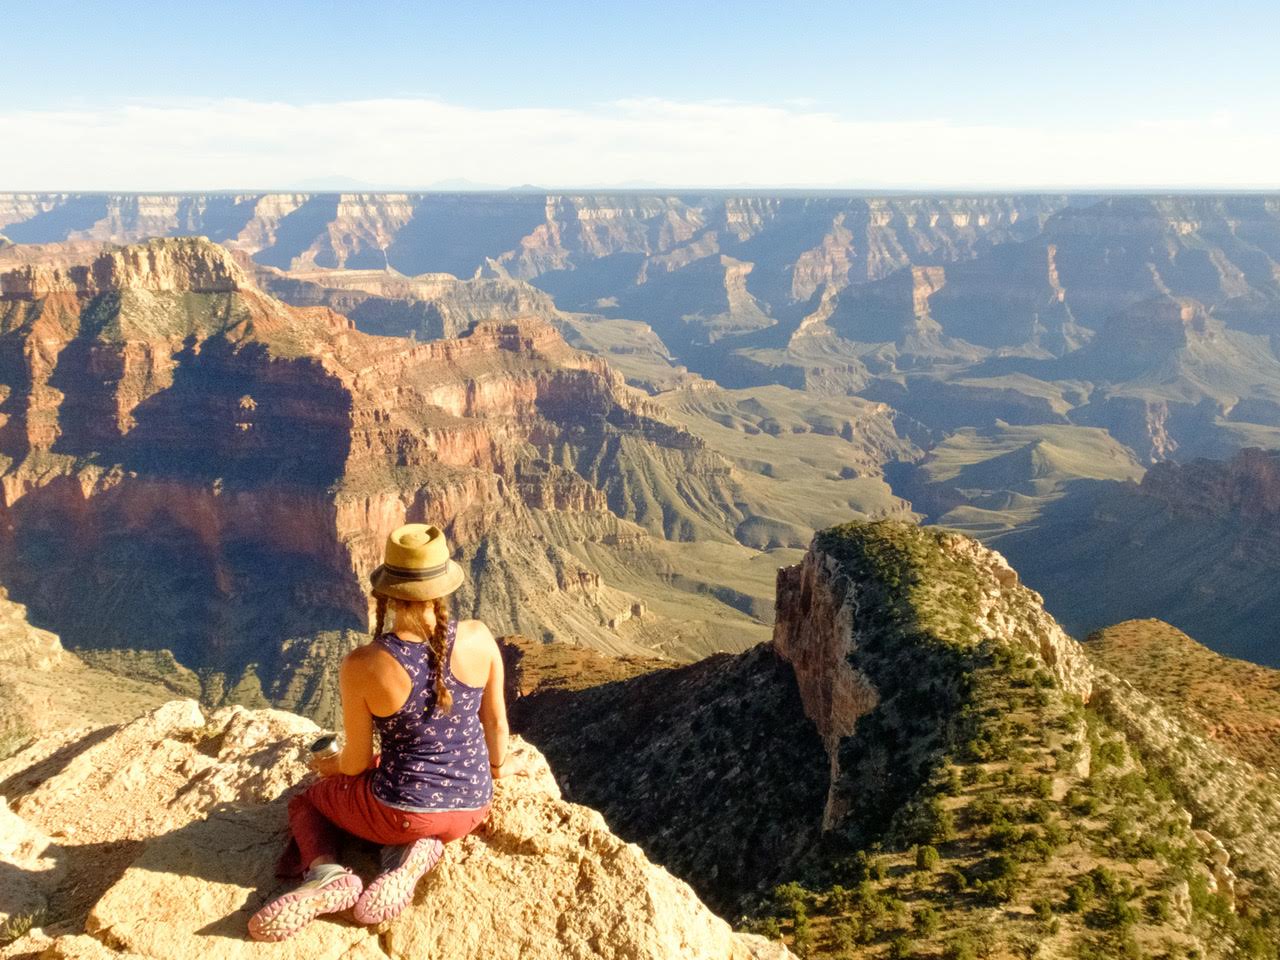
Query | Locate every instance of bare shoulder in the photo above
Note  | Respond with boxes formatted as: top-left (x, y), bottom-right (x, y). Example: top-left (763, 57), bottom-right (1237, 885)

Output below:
top-left (341, 640), bottom-right (396, 679)
top-left (458, 619), bottom-right (496, 665)
top-left (456, 619), bottom-right (497, 650)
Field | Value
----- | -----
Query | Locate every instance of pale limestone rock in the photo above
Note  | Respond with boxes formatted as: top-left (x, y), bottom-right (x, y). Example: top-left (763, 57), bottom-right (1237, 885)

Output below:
top-left (1193, 829), bottom-right (1237, 908)
top-left (1170, 879), bottom-right (1193, 925)
top-left (937, 533), bottom-right (1094, 700)
top-left (381, 778), bottom-right (786, 960)
top-left (1, 701), bottom-right (789, 959)
top-left (0, 796), bottom-right (64, 928)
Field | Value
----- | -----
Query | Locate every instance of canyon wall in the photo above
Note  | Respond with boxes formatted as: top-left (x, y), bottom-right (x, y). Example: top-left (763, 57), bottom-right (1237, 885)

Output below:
top-left (0, 238), bottom-right (770, 712)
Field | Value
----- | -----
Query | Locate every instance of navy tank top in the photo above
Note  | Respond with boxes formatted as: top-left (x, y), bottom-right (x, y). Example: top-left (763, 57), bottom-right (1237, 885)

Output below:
top-left (369, 620), bottom-right (493, 812)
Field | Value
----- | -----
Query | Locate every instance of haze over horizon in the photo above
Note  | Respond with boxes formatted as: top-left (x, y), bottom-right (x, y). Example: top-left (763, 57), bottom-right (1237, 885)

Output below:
top-left (3, 0), bottom-right (1278, 192)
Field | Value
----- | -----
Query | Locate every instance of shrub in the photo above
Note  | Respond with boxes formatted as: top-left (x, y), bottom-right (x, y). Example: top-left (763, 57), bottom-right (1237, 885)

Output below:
top-left (914, 906), bottom-right (941, 937)
top-left (916, 845), bottom-right (941, 871)
top-left (0, 909), bottom-right (49, 947)
top-left (1066, 875), bottom-right (1096, 912)
top-left (829, 916), bottom-right (861, 950)
top-left (834, 851), bottom-right (872, 884)
top-left (892, 793), bottom-right (957, 847)
top-left (826, 884), bottom-right (853, 912)
top-left (1094, 893), bottom-right (1137, 930)
top-left (790, 926), bottom-right (814, 958)
top-left (942, 867), bottom-right (968, 893)
top-left (744, 916), bottom-right (782, 939)
top-left (1146, 892), bottom-right (1171, 923)
top-left (772, 881), bottom-right (809, 916)
top-left (1095, 739), bottom-right (1126, 769)
top-left (943, 933), bottom-right (979, 960)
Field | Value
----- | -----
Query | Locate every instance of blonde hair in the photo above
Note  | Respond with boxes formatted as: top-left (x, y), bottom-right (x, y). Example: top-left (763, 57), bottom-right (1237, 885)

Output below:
top-left (372, 594), bottom-right (454, 715)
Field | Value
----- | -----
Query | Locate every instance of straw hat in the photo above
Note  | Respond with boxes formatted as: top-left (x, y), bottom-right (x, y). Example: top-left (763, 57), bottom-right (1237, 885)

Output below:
top-left (370, 523), bottom-right (465, 601)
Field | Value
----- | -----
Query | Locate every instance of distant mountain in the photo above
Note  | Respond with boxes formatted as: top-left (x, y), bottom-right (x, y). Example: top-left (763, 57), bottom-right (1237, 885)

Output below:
top-left (4, 192), bottom-right (1278, 467)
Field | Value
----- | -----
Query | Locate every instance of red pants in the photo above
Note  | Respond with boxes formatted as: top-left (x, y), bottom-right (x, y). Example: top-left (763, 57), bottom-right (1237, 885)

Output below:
top-left (277, 770), bottom-right (490, 878)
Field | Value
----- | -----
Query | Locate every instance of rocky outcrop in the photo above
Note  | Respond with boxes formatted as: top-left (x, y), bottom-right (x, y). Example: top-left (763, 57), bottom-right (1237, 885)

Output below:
top-left (0, 795), bottom-right (63, 932)
top-left (0, 700), bottom-right (790, 960)
top-left (1140, 446), bottom-right (1280, 523)
top-left (1091, 668), bottom-right (1280, 908)
top-left (252, 264), bottom-right (562, 341)
top-left (514, 519), bottom-right (1267, 957)
top-left (931, 531), bottom-right (1094, 698)
top-left (0, 238), bottom-right (248, 300)
top-left (772, 550), bottom-right (878, 829)
top-left (1071, 394), bottom-right (1185, 461)
top-left (1094, 296), bottom-right (1210, 358)
top-left (772, 524), bottom-right (1093, 833)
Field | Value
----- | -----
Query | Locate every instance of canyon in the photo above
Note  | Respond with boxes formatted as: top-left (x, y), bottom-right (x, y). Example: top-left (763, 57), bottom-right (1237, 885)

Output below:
top-left (3, 190), bottom-right (1280, 674)
top-left (0, 237), bottom-right (818, 720)
top-left (993, 447), bottom-right (1280, 666)
top-left (0, 194), bottom-right (1279, 956)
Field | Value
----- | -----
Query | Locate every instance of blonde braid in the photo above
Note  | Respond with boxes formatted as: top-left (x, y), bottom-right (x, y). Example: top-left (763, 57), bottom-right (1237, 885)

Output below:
top-left (372, 594), bottom-right (388, 639)
top-left (430, 596), bottom-right (454, 715)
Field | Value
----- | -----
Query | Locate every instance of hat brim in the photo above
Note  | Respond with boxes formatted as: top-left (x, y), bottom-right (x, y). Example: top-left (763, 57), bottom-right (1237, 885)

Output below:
top-left (370, 559), bottom-right (465, 601)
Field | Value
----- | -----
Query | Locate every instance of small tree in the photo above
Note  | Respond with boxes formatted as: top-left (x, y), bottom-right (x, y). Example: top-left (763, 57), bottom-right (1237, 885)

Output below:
top-left (916, 845), bottom-right (941, 871)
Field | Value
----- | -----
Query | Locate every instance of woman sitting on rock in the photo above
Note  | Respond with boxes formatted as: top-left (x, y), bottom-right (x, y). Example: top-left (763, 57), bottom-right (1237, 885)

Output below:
top-left (249, 523), bottom-right (511, 942)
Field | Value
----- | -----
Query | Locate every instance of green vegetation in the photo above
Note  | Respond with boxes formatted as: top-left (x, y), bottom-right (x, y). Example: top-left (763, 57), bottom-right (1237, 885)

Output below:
top-left (1087, 619), bottom-right (1280, 773)
top-left (0, 909), bottom-right (49, 947)
top-left (737, 521), bottom-right (1278, 959)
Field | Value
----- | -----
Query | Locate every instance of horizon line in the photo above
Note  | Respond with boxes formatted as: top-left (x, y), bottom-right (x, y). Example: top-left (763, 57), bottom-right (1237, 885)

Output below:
top-left (5, 186), bottom-right (1280, 196)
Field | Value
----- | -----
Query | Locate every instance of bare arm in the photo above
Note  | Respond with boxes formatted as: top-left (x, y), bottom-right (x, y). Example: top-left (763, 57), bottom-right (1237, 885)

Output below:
top-left (333, 653), bottom-right (377, 776)
top-left (476, 625), bottom-right (511, 777)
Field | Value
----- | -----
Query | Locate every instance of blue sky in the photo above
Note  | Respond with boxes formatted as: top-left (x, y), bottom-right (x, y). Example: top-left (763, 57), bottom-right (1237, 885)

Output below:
top-left (3, 0), bottom-right (1278, 189)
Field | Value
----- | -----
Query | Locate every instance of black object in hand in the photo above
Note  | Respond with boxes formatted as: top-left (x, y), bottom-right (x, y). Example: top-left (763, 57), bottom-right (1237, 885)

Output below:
top-left (310, 734), bottom-right (340, 759)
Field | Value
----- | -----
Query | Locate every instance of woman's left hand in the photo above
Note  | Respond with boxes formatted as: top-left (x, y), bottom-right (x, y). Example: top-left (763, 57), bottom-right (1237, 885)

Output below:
top-left (309, 753), bottom-right (343, 778)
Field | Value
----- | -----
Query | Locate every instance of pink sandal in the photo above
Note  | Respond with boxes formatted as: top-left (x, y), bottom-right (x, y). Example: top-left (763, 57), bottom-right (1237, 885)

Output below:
top-left (248, 867), bottom-right (363, 942)
top-left (353, 838), bottom-right (445, 924)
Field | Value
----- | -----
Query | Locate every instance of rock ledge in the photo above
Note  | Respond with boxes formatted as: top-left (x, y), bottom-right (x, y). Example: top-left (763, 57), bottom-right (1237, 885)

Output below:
top-left (0, 700), bottom-right (789, 960)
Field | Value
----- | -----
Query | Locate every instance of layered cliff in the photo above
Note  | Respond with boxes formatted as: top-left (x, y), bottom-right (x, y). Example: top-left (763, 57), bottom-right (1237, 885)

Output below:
top-left (251, 263), bottom-right (563, 341)
top-left (0, 701), bottom-right (790, 959)
top-left (0, 193), bottom-right (1064, 283)
top-left (0, 237), bottom-right (779, 722)
top-left (9, 192), bottom-right (1280, 482)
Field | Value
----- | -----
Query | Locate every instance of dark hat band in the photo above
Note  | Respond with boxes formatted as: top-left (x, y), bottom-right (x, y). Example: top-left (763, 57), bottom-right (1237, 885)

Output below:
top-left (379, 559), bottom-right (451, 581)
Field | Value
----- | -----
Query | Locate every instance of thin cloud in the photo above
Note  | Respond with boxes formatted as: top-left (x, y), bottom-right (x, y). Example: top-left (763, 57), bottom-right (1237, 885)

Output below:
top-left (0, 97), bottom-right (1277, 191)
